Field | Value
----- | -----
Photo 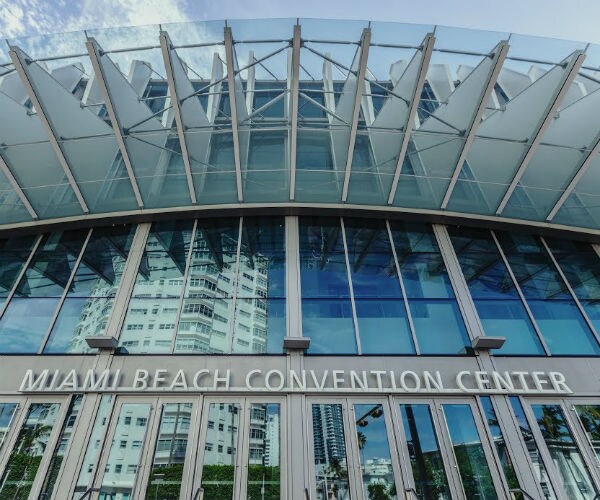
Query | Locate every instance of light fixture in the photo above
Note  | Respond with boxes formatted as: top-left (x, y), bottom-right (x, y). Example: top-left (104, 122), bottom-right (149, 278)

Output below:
top-left (283, 336), bottom-right (310, 351)
top-left (85, 335), bottom-right (119, 351)
top-left (471, 336), bottom-right (506, 351)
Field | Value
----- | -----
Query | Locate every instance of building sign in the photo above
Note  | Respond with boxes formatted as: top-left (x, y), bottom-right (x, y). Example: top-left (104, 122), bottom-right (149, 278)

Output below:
top-left (19, 367), bottom-right (572, 395)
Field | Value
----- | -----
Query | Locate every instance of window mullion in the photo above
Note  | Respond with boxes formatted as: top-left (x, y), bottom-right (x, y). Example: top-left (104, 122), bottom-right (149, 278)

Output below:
top-left (340, 217), bottom-right (362, 354)
top-left (540, 236), bottom-right (600, 348)
top-left (38, 228), bottom-right (93, 354)
top-left (386, 220), bottom-right (420, 354)
top-left (490, 229), bottom-right (551, 355)
top-left (170, 219), bottom-right (199, 354)
top-left (228, 217), bottom-right (244, 354)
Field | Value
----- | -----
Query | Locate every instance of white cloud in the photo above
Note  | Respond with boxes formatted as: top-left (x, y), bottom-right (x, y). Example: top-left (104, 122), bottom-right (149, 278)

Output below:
top-left (0, 0), bottom-right (192, 39)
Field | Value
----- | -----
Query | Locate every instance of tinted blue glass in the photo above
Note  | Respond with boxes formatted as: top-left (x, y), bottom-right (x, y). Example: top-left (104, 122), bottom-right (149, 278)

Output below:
top-left (442, 404), bottom-right (498, 499)
top-left (391, 222), bottom-right (469, 354)
top-left (344, 218), bottom-right (414, 353)
top-left (233, 298), bottom-right (285, 354)
top-left (531, 404), bottom-right (598, 499)
top-left (238, 217), bottom-right (285, 298)
top-left (508, 397), bottom-right (558, 499)
top-left (0, 235), bottom-right (36, 304)
top-left (546, 238), bottom-right (600, 335)
top-left (300, 217), bottom-right (355, 353)
top-left (448, 226), bottom-right (544, 355)
top-left (14, 229), bottom-right (88, 298)
top-left (0, 297), bottom-right (60, 353)
top-left (299, 217), bottom-right (350, 298)
top-left (355, 300), bottom-right (414, 353)
top-left (44, 225), bottom-right (135, 353)
top-left (400, 404), bottom-right (451, 499)
top-left (344, 219), bottom-right (402, 298)
top-left (496, 232), bottom-right (600, 355)
top-left (303, 299), bottom-right (356, 354)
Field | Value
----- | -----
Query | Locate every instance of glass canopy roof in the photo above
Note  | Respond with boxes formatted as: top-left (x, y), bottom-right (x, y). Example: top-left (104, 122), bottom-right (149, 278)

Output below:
top-left (1, 18), bottom-right (600, 231)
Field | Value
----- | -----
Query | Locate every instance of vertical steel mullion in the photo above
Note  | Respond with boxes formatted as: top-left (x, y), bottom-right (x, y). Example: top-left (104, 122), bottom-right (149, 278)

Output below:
top-left (169, 219), bottom-right (199, 354)
top-left (0, 233), bottom-right (43, 321)
top-left (432, 401), bottom-right (467, 500)
top-left (107, 222), bottom-right (151, 341)
top-left (289, 25), bottom-right (301, 201)
top-left (386, 220), bottom-right (420, 354)
top-left (28, 395), bottom-right (74, 499)
top-left (340, 217), bottom-right (362, 355)
top-left (388, 396), bottom-right (415, 491)
top-left (345, 400), bottom-right (364, 500)
top-left (540, 236), bottom-right (600, 347)
top-left (38, 228), bottom-right (93, 354)
top-left (228, 217), bottom-right (244, 354)
top-left (236, 398), bottom-right (251, 500)
top-left (518, 397), bottom-right (569, 500)
top-left (181, 396), bottom-right (203, 500)
top-left (491, 230), bottom-right (551, 356)
top-left (433, 224), bottom-right (484, 342)
top-left (559, 399), bottom-right (600, 493)
top-left (135, 400), bottom-right (163, 499)
top-left (285, 216), bottom-right (302, 338)
top-left (473, 396), bottom-right (512, 498)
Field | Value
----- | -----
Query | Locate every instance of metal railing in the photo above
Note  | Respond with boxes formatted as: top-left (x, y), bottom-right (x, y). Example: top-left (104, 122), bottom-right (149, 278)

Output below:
top-left (304, 487), bottom-right (310, 500)
top-left (193, 487), bottom-right (204, 500)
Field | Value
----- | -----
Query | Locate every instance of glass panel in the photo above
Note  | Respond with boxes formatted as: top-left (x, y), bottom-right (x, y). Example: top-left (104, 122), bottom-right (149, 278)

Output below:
top-left (0, 402), bottom-right (61, 499)
top-left (390, 222), bottom-right (469, 354)
top-left (546, 238), bottom-right (600, 335)
top-left (145, 403), bottom-right (193, 500)
top-left (509, 397), bottom-right (558, 499)
top-left (344, 218), bottom-right (414, 354)
top-left (173, 218), bottom-right (238, 353)
top-left (0, 235), bottom-right (36, 307)
top-left (120, 220), bottom-right (194, 353)
top-left (399, 404), bottom-right (451, 499)
top-left (39, 395), bottom-right (83, 499)
top-left (44, 224), bottom-right (135, 353)
top-left (442, 404), bottom-right (497, 499)
top-left (574, 405), bottom-right (600, 463)
top-left (353, 403), bottom-right (397, 499)
top-left (448, 226), bottom-right (544, 355)
top-left (0, 403), bottom-right (18, 449)
top-left (496, 232), bottom-right (600, 355)
top-left (311, 403), bottom-right (351, 500)
top-left (300, 217), bottom-right (356, 354)
top-left (201, 402), bottom-right (241, 499)
top-left (0, 229), bottom-right (88, 353)
top-left (531, 403), bottom-right (598, 499)
top-left (99, 403), bottom-right (151, 499)
top-left (479, 397), bottom-right (520, 493)
top-left (233, 298), bottom-right (285, 354)
top-left (247, 403), bottom-right (281, 500)
top-left (73, 395), bottom-right (113, 498)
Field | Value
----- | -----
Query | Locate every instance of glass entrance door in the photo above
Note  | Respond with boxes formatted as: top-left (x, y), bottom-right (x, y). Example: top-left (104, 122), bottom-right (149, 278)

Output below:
top-left (307, 398), bottom-right (404, 500)
top-left (193, 396), bottom-right (285, 500)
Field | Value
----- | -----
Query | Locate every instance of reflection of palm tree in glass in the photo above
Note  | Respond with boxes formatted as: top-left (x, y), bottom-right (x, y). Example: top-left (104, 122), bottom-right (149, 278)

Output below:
top-left (323, 458), bottom-right (348, 499)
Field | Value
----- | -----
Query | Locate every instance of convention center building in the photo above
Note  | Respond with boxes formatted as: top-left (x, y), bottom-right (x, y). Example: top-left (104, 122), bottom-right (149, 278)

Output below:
top-left (0, 16), bottom-right (600, 500)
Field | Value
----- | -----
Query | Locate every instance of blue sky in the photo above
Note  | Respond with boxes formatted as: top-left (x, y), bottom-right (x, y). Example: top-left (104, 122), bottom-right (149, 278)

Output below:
top-left (0, 0), bottom-right (599, 45)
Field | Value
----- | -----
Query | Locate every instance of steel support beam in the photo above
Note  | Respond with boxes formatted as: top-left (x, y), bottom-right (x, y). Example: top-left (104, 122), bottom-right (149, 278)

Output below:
top-left (341, 28), bottom-right (371, 202)
top-left (441, 41), bottom-right (509, 209)
top-left (224, 26), bottom-right (244, 202)
top-left (0, 150), bottom-right (37, 219)
top-left (159, 30), bottom-right (198, 204)
top-left (495, 51), bottom-right (586, 214)
top-left (387, 34), bottom-right (435, 205)
top-left (9, 47), bottom-right (89, 214)
top-left (546, 131), bottom-right (600, 221)
top-left (289, 24), bottom-right (301, 201)
top-left (86, 37), bottom-right (145, 208)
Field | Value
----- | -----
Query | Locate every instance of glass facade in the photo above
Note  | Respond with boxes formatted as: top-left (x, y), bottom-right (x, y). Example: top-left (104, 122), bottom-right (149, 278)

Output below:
top-left (0, 217), bottom-right (596, 356)
top-left (3, 17), bottom-right (600, 500)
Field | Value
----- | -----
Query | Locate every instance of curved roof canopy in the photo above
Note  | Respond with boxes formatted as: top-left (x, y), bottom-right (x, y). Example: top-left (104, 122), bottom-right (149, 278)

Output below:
top-left (1, 19), bottom-right (600, 231)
